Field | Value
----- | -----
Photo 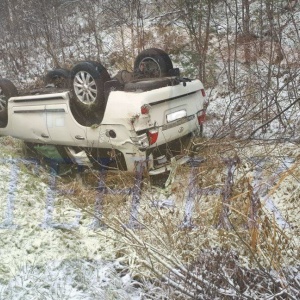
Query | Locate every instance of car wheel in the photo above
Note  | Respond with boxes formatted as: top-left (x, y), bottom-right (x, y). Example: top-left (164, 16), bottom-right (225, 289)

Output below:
top-left (85, 61), bottom-right (107, 73)
top-left (134, 48), bottom-right (173, 78)
top-left (70, 62), bottom-right (110, 113)
top-left (45, 68), bottom-right (70, 88)
top-left (0, 78), bottom-right (18, 123)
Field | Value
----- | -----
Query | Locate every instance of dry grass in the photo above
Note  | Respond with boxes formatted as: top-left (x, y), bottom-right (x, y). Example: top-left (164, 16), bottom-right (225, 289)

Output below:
top-left (41, 138), bottom-right (300, 299)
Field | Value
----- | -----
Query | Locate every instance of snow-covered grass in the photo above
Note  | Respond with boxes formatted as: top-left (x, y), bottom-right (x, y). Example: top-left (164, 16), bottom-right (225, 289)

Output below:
top-left (0, 1), bottom-right (300, 298)
top-left (0, 125), bottom-right (299, 299)
top-left (1, 260), bottom-right (145, 300)
top-left (0, 138), bottom-right (165, 299)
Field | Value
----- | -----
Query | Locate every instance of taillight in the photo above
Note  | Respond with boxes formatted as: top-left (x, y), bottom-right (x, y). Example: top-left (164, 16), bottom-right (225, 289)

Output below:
top-left (131, 128), bottom-right (159, 150)
top-left (148, 129), bottom-right (159, 145)
top-left (197, 110), bottom-right (206, 124)
top-left (141, 104), bottom-right (151, 115)
top-left (201, 89), bottom-right (206, 97)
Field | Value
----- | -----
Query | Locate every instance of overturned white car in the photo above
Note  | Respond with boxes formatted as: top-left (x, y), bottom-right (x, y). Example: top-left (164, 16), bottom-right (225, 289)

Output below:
top-left (0, 48), bottom-right (207, 174)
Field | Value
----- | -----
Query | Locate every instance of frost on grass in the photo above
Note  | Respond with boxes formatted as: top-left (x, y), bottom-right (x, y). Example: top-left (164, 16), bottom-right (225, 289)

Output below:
top-left (99, 141), bottom-right (300, 299)
top-left (0, 134), bottom-right (300, 300)
top-left (0, 140), bottom-right (167, 299)
top-left (0, 259), bottom-right (154, 300)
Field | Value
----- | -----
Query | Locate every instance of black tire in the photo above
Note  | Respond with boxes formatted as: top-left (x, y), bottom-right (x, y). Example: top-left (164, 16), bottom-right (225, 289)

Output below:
top-left (45, 68), bottom-right (70, 88)
top-left (0, 78), bottom-right (18, 123)
top-left (85, 61), bottom-right (107, 74)
top-left (69, 100), bottom-right (101, 127)
top-left (70, 62), bottom-right (110, 113)
top-left (134, 48), bottom-right (173, 78)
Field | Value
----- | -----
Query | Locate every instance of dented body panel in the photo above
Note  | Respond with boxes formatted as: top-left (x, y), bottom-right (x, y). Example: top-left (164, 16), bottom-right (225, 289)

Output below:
top-left (0, 79), bottom-right (206, 174)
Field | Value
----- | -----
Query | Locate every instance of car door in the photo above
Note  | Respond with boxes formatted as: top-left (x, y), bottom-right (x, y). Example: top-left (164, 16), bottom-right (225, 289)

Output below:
top-left (45, 103), bottom-right (88, 147)
top-left (10, 105), bottom-right (50, 143)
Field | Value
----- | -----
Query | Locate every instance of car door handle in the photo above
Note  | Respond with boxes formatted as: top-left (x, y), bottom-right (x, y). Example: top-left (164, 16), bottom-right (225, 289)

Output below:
top-left (41, 133), bottom-right (49, 138)
top-left (75, 135), bottom-right (85, 140)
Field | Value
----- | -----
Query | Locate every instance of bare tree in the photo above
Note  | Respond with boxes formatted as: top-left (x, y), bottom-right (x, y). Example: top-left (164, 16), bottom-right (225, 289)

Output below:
top-left (169, 0), bottom-right (214, 84)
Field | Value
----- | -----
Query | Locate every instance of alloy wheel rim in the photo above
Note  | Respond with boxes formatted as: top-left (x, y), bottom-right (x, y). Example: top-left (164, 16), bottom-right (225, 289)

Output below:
top-left (0, 88), bottom-right (6, 112)
top-left (139, 57), bottom-right (162, 77)
top-left (73, 71), bottom-right (97, 104)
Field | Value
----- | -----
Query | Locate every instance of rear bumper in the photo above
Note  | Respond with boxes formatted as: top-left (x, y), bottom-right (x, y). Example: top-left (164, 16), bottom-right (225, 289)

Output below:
top-left (146, 132), bottom-right (196, 175)
top-left (148, 155), bottom-right (190, 175)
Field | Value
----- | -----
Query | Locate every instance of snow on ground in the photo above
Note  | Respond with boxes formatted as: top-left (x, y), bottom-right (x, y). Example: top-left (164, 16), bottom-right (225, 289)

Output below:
top-left (0, 97), bottom-right (299, 299)
top-left (0, 1), bottom-right (299, 298)
top-left (1, 260), bottom-right (144, 300)
top-left (205, 93), bottom-right (300, 237)
top-left (0, 140), bottom-right (163, 299)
